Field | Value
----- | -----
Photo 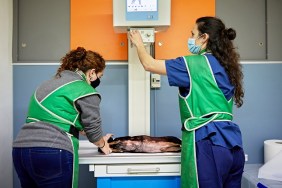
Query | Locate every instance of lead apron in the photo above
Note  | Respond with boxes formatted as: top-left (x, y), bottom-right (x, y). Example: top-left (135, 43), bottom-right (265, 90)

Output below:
top-left (179, 54), bottom-right (233, 188)
top-left (26, 79), bottom-right (99, 188)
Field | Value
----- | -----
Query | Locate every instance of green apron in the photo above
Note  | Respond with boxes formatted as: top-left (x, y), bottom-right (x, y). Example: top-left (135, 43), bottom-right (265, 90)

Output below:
top-left (179, 53), bottom-right (233, 188)
top-left (26, 76), bottom-right (99, 188)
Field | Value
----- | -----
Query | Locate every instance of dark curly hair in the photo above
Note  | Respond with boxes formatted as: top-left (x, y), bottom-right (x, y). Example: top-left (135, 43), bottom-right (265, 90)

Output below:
top-left (196, 17), bottom-right (244, 107)
top-left (56, 47), bottom-right (106, 77)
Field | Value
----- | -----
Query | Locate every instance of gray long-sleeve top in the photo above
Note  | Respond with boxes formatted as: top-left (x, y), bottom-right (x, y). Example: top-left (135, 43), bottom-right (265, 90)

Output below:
top-left (13, 70), bottom-right (103, 153)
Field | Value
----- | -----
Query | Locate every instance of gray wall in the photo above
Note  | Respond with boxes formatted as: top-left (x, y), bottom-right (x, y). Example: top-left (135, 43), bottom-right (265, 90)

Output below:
top-left (216, 0), bottom-right (266, 60)
top-left (216, 0), bottom-right (282, 60)
top-left (0, 0), bottom-right (13, 188)
top-left (13, 0), bottom-right (70, 62)
top-left (267, 0), bottom-right (282, 60)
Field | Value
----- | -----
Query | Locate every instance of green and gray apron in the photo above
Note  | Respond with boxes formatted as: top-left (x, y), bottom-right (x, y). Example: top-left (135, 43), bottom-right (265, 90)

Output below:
top-left (26, 79), bottom-right (99, 188)
top-left (179, 54), bottom-right (233, 188)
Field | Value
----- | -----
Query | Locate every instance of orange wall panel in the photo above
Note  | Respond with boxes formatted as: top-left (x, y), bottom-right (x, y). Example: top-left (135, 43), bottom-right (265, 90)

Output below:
top-left (71, 0), bottom-right (215, 61)
top-left (71, 0), bottom-right (128, 61)
top-left (155, 0), bottom-right (215, 59)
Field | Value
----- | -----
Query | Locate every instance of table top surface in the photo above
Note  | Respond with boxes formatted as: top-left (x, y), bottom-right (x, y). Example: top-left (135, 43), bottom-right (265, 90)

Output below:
top-left (78, 141), bottom-right (181, 164)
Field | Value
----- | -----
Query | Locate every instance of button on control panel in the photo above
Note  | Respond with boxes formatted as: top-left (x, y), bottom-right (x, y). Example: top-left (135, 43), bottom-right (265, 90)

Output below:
top-left (130, 28), bottom-right (155, 43)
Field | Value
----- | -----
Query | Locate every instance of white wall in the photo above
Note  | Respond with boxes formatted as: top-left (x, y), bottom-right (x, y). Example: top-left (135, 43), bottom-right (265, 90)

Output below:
top-left (0, 0), bottom-right (13, 187)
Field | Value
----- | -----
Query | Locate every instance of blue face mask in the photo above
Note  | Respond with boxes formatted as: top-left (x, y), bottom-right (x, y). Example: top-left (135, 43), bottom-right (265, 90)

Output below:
top-left (187, 38), bottom-right (201, 54)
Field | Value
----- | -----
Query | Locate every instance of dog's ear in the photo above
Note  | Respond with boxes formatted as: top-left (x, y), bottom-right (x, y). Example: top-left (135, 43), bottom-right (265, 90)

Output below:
top-left (108, 137), bottom-right (114, 143)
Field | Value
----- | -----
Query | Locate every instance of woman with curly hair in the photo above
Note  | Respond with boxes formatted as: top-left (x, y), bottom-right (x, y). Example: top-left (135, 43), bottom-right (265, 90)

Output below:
top-left (129, 16), bottom-right (245, 188)
top-left (13, 47), bottom-right (112, 188)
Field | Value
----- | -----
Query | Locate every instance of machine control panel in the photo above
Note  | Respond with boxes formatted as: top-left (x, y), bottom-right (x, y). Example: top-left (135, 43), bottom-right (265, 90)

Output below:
top-left (130, 28), bottom-right (155, 43)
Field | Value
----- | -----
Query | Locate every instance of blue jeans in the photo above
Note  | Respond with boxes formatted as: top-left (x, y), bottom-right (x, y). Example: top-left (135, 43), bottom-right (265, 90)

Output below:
top-left (13, 147), bottom-right (73, 188)
top-left (196, 139), bottom-right (245, 188)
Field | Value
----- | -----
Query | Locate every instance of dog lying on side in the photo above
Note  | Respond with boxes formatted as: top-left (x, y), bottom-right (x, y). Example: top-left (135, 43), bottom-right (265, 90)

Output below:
top-left (100, 135), bottom-right (181, 153)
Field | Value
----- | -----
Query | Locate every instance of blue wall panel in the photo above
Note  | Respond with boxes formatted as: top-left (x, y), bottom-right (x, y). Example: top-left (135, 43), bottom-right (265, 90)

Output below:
top-left (150, 78), bottom-right (181, 138)
top-left (13, 64), bottom-right (129, 138)
top-left (13, 63), bottom-right (282, 163)
top-left (13, 63), bottom-right (282, 188)
top-left (233, 64), bottom-right (282, 163)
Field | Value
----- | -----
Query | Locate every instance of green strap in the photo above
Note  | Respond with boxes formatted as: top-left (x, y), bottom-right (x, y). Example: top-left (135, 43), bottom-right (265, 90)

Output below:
top-left (69, 135), bottom-right (79, 188)
top-left (181, 130), bottom-right (198, 188)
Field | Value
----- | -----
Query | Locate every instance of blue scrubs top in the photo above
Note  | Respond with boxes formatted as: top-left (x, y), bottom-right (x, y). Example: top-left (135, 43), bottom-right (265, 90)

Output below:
top-left (165, 53), bottom-right (243, 149)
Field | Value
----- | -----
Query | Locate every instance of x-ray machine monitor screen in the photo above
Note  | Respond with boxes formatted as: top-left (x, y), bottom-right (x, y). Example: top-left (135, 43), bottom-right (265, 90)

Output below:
top-left (126, 0), bottom-right (158, 21)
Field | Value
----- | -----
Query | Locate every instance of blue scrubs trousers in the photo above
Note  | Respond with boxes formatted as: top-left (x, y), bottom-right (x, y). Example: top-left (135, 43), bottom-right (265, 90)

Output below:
top-left (13, 147), bottom-right (73, 188)
top-left (196, 139), bottom-right (245, 188)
